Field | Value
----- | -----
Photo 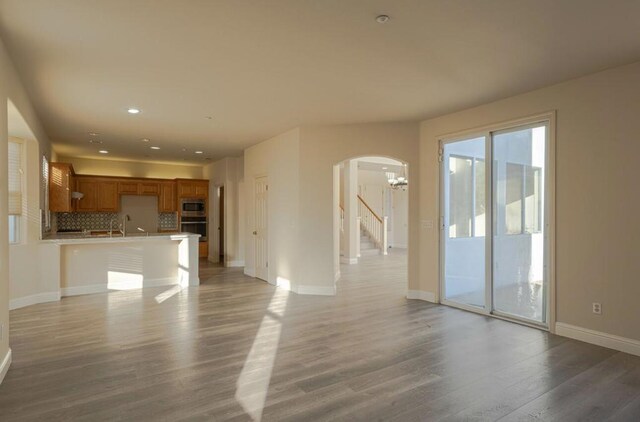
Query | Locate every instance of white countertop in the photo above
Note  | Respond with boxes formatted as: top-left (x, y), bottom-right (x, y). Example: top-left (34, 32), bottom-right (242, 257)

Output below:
top-left (41, 232), bottom-right (200, 245)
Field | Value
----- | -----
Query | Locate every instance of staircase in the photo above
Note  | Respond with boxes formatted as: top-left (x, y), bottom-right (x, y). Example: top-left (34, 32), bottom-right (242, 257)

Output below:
top-left (357, 194), bottom-right (388, 256)
top-left (359, 230), bottom-right (379, 256)
top-left (339, 195), bottom-right (388, 257)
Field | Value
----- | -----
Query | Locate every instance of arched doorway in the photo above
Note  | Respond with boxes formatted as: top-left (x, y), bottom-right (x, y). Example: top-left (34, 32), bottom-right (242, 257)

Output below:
top-left (333, 156), bottom-right (409, 296)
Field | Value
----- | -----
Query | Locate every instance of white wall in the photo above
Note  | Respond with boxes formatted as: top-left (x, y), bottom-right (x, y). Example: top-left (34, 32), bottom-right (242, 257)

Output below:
top-left (243, 123), bottom-right (420, 294)
top-left (244, 128), bottom-right (300, 290)
top-left (1, 35), bottom-right (53, 376)
top-left (420, 60), bottom-right (640, 342)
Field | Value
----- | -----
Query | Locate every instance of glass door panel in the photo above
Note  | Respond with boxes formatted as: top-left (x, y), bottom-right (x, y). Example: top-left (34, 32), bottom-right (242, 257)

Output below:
top-left (442, 136), bottom-right (487, 308)
top-left (492, 124), bottom-right (547, 323)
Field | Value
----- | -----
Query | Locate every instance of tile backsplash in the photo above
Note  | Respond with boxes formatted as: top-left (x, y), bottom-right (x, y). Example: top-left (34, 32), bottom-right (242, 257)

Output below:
top-left (158, 213), bottom-right (178, 230)
top-left (56, 212), bottom-right (178, 231)
top-left (56, 212), bottom-right (119, 231)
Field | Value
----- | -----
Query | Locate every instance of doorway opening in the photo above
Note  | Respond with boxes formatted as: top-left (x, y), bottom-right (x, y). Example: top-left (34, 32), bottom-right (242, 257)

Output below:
top-left (333, 156), bottom-right (409, 295)
top-left (254, 176), bottom-right (268, 282)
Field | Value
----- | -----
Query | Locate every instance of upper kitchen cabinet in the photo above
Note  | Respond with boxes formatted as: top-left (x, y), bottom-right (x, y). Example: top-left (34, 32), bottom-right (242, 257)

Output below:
top-left (97, 181), bottom-right (119, 212)
top-left (49, 163), bottom-right (76, 212)
top-left (139, 182), bottom-right (160, 196)
top-left (76, 178), bottom-right (97, 212)
top-left (159, 181), bottom-right (177, 212)
top-left (76, 177), bottom-right (119, 212)
top-left (177, 179), bottom-right (209, 198)
top-left (118, 180), bottom-right (160, 196)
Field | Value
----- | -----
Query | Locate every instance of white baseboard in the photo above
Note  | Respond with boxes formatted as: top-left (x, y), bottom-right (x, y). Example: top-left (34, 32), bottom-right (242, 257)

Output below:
top-left (296, 284), bottom-right (336, 296)
top-left (140, 277), bottom-right (182, 288)
top-left (225, 260), bottom-right (245, 267)
top-left (407, 290), bottom-right (437, 303)
top-left (340, 257), bottom-right (358, 264)
top-left (61, 284), bottom-right (108, 297)
top-left (0, 349), bottom-right (11, 385)
top-left (555, 322), bottom-right (640, 357)
top-left (10, 291), bottom-right (60, 310)
top-left (244, 267), bottom-right (256, 277)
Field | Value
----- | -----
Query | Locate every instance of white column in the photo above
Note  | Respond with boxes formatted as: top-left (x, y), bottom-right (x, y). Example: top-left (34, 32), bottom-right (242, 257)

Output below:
top-left (343, 160), bottom-right (358, 264)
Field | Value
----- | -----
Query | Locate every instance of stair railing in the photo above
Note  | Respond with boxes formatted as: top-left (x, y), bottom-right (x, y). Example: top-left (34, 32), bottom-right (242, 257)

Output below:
top-left (357, 195), bottom-right (388, 255)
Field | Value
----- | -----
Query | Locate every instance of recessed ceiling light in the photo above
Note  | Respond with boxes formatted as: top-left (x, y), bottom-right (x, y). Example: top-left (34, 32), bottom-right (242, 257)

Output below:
top-left (195, 151), bottom-right (203, 154)
top-left (99, 150), bottom-right (109, 154)
top-left (88, 139), bottom-right (103, 144)
top-left (150, 146), bottom-right (160, 150)
top-left (141, 138), bottom-right (150, 143)
top-left (127, 108), bottom-right (141, 114)
top-left (376, 14), bottom-right (390, 24)
top-left (88, 132), bottom-right (99, 136)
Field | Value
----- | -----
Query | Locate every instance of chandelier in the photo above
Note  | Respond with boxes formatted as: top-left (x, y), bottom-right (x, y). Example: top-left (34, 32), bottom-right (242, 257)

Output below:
top-left (386, 165), bottom-right (408, 190)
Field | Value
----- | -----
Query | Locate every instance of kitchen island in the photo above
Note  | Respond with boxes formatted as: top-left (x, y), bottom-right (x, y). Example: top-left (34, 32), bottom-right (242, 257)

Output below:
top-left (40, 233), bottom-right (200, 297)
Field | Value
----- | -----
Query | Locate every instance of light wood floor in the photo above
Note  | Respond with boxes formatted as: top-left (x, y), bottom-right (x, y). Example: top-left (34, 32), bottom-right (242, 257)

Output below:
top-left (1, 250), bottom-right (640, 421)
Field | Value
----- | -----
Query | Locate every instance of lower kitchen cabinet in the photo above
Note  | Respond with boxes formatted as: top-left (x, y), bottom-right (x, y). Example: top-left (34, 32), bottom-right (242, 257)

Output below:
top-left (199, 242), bottom-right (208, 259)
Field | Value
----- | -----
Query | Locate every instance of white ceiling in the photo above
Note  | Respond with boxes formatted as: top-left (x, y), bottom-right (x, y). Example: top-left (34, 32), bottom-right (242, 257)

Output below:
top-left (358, 156), bottom-right (404, 173)
top-left (1, 0), bottom-right (640, 165)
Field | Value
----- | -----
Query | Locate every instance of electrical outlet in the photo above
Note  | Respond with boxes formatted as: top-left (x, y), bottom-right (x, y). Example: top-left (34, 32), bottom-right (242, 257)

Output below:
top-left (592, 302), bottom-right (602, 315)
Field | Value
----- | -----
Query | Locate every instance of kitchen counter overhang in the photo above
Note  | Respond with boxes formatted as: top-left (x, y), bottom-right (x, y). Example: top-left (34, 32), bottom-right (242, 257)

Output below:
top-left (40, 233), bottom-right (200, 298)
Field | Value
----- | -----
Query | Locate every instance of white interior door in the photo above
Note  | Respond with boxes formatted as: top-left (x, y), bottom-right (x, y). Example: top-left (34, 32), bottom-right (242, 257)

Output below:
top-left (254, 176), bottom-right (268, 281)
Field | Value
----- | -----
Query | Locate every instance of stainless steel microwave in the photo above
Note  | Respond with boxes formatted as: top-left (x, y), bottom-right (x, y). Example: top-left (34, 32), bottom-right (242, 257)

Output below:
top-left (181, 198), bottom-right (206, 216)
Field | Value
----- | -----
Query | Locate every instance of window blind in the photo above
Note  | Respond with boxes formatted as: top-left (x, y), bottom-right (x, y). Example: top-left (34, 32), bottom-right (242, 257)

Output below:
top-left (8, 140), bottom-right (23, 215)
top-left (42, 155), bottom-right (50, 228)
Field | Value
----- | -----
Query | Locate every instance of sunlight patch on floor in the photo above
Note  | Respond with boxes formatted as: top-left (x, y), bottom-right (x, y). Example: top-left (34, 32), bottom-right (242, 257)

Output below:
top-left (155, 284), bottom-right (184, 304)
top-left (235, 287), bottom-right (290, 421)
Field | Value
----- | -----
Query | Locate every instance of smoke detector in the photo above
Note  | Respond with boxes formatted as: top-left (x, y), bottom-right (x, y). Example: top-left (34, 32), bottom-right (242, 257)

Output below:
top-left (376, 15), bottom-right (390, 24)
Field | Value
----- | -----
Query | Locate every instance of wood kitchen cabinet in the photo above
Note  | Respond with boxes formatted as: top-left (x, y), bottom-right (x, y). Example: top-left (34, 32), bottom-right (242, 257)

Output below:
top-left (119, 180), bottom-right (160, 196)
top-left (118, 181), bottom-right (138, 194)
top-left (199, 242), bottom-right (208, 259)
top-left (49, 162), bottom-right (208, 215)
top-left (97, 181), bottom-right (119, 212)
top-left (76, 178), bottom-right (119, 212)
top-left (139, 182), bottom-right (160, 195)
top-left (159, 181), bottom-right (176, 212)
top-left (177, 179), bottom-right (209, 198)
top-left (49, 163), bottom-right (76, 212)
top-left (76, 179), bottom-right (97, 211)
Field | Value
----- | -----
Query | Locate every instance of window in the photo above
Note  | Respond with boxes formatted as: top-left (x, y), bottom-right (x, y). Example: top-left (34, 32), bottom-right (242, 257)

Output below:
top-left (42, 155), bottom-right (50, 230)
top-left (504, 162), bottom-right (542, 235)
top-left (8, 140), bottom-right (23, 243)
top-left (448, 155), bottom-right (485, 238)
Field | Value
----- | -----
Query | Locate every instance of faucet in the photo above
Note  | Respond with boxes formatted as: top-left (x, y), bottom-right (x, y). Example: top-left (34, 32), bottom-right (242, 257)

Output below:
top-left (109, 215), bottom-right (118, 237)
top-left (121, 214), bottom-right (130, 236)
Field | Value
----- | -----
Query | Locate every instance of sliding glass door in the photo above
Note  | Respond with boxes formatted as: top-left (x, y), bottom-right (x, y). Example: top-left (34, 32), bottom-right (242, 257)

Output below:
top-left (492, 124), bottom-right (547, 324)
top-left (441, 120), bottom-right (549, 327)
top-left (442, 136), bottom-right (487, 310)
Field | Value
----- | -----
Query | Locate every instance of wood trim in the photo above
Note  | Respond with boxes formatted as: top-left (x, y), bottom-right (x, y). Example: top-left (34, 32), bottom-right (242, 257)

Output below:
top-left (357, 194), bottom-right (382, 223)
